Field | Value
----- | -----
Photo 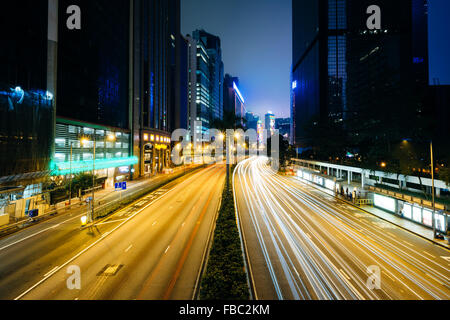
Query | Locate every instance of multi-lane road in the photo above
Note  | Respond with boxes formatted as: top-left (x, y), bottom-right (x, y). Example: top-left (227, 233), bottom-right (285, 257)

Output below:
top-left (0, 165), bottom-right (225, 300)
top-left (234, 157), bottom-right (450, 300)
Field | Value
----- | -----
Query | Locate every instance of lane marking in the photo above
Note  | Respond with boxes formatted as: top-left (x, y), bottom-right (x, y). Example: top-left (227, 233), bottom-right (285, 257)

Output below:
top-left (152, 221), bottom-right (158, 227)
top-left (13, 167), bottom-right (195, 300)
top-left (165, 246), bottom-right (170, 254)
top-left (125, 245), bottom-right (133, 253)
top-left (44, 266), bottom-right (59, 278)
top-left (0, 215), bottom-right (84, 252)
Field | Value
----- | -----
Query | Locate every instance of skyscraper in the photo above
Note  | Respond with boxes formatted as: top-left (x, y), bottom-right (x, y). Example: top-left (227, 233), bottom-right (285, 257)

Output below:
top-left (0, 0), bottom-right (57, 188)
top-left (245, 112), bottom-right (260, 131)
top-left (291, 0), bottom-right (431, 155)
top-left (291, 0), bottom-right (348, 148)
top-left (223, 75), bottom-right (246, 127)
top-left (1, 0), bottom-right (182, 190)
top-left (265, 112), bottom-right (276, 136)
top-left (187, 29), bottom-right (224, 138)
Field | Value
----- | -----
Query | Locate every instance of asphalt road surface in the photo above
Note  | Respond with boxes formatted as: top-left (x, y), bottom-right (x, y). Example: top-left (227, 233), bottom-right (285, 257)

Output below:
top-left (234, 157), bottom-right (450, 300)
top-left (1, 165), bottom-right (225, 300)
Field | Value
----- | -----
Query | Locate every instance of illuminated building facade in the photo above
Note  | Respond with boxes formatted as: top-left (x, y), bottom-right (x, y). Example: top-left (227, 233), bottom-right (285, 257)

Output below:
top-left (265, 112), bottom-right (276, 136)
top-left (291, 0), bottom-right (431, 151)
top-left (223, 74), bottom-right (246, 127)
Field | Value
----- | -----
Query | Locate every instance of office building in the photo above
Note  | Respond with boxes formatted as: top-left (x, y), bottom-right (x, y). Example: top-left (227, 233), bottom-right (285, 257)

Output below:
top-left (245, 112), bottom-right (260, 131)
top-left (186, 30), bottom-right (224, 138)
top-left (0, 1), bottom-right (57, 187)
top-left (0, 0), bottom-right (182, 219)
top-left (265, 112), bottom-right (276, 136)
top-left (193, 30), bottom-right (224, 122)
top-left (275, 118), bottom-right (291, 140)
top-left (291, 0), bottom-right (430, 153)
top-left (223, 74), bottom-right (246, 127)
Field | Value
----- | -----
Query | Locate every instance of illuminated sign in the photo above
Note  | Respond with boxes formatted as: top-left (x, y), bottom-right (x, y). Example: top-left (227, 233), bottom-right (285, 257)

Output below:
top-left (374, 194), bottom-right (396, 213)
top-left (51, 156), bottom-right (138, 176)
top-left (233, 82), bottom-right (245, 104)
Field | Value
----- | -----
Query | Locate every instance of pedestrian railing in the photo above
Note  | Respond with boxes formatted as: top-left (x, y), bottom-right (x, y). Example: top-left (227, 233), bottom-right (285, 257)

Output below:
top-left (355, 199), bottom-right (374, 207)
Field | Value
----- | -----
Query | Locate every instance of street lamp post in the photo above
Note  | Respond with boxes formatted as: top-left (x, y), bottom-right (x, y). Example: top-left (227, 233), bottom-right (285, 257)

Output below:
top-left (430, 141), bottom-right (437, 239)
top-left (91, 136), bottom-right (96, 223)
top-left (69, 142), bottom-right (73, 205)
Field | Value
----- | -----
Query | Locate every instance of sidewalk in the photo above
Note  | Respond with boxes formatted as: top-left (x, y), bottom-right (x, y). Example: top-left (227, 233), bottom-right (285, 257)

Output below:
top-left (337, 195), bottom-right (450, 250)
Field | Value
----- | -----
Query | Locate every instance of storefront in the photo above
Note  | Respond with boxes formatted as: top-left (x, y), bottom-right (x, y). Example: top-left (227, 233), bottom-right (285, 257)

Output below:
top-left (141, 131), bottom-right (171, 176)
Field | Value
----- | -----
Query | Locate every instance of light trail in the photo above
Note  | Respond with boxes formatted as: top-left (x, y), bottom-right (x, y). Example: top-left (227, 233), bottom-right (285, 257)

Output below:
top-left (234, 157), bottom-right (450, 300)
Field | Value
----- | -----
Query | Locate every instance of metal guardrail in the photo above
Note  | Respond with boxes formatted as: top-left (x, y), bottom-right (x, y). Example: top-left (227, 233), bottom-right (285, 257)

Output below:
top-left (355, 199), bottom-right (374, 206)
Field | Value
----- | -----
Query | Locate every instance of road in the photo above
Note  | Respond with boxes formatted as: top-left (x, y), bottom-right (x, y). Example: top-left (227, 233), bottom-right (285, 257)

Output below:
top-left (234, 157), bottom-right (450, 300)
top-left (1, 165), bottom-right (225, 300)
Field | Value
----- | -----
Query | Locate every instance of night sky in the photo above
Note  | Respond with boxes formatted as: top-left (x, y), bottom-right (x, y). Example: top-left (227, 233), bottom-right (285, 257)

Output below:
top-left (181, 0), bottom-right (292, 120)
top-left (182, 0), bottom-right (450, 120)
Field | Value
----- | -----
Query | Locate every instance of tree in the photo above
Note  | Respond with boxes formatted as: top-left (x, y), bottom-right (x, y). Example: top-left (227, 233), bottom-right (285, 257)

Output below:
top-left (66, 172), bottom-right (97, 198)
top-left (438, 167), bottom-right (450, 187)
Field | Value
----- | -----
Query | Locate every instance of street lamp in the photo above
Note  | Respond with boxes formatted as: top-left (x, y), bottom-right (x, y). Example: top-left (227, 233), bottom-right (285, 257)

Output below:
top-left (81, 132), bottom-right (116, 223)
top-left (69, 142), bottom-right (73, 205)
top-left (430, 141), bottom-right (437, 239)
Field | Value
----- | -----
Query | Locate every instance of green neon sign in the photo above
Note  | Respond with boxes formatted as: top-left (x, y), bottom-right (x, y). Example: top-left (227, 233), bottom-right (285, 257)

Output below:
top-left (50, 156), bottom-right (138, 176)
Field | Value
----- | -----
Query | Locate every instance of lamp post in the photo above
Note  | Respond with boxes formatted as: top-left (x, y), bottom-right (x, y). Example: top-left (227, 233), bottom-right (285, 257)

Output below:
top-left (69, 142), bottom-right (73, 205)
top-left (430, 141), bottom-right (437, 239)
top-left (81, 132), bottom-right (116, 223)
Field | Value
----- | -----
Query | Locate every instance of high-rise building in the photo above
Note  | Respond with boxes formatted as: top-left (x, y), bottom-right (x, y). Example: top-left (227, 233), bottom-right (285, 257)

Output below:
top-left (186, 30), bottom-right (224, 138)
top-left (245, 112), bottom-right (260, 131)
top-left (0, 0), bottom-right (57, 189)
top-left (131, 0), bottom-right (181, 177)
top-left (275, 118), bottom-right (291, 140)
top-left (291, 0), bottom-right (348, 148)
top-left (291, 0), bottom-right (431, 152)
top-left (193, 30), bottom-right (224, 122)
top-left (0, 0), bottom-right (182, 219)
top-left (265, 112), bottom-right (276, 136)
top-left (223, 74), bottom-right (246, 127)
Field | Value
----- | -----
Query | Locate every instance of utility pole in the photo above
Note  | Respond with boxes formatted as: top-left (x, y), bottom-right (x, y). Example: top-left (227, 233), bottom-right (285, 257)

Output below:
top-left (91, 134), bottom-right (96, 223)
top-left (430, 141), bottom-right (436, 239)
top-left (69, 142), bottom-right (73, 205)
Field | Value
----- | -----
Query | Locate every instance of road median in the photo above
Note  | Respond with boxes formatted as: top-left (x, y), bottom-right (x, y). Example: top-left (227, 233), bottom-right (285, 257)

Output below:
top-left (199, 165), bottom-right (250, 300)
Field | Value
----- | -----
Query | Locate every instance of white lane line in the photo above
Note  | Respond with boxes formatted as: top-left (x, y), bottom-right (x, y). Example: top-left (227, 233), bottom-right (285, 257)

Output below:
top-left (165, 246), bottom-right (170, 254)
top-left (44, 266), bottom-right (59, 278)
top-left (96, 218), bottom-right (128, 226)
top-left (423, 251), bottom-right (436, 259)
top-left (152, 221), bottom-right (158, 227)
top-left (101, 231), bottom-right (111, 238)
top-left (13, 175), bottom-right (186, 300)
top-left (181, 222), bottom-right (186, 228)
top-left (0, 214), bottom-right (83, 252)
top-left (125, 245), bottom-right (133, 253)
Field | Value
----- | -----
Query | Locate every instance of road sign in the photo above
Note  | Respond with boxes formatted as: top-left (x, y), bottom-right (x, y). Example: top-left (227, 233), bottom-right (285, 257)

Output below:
top-left (115, 182), bottom-right (127, 191)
